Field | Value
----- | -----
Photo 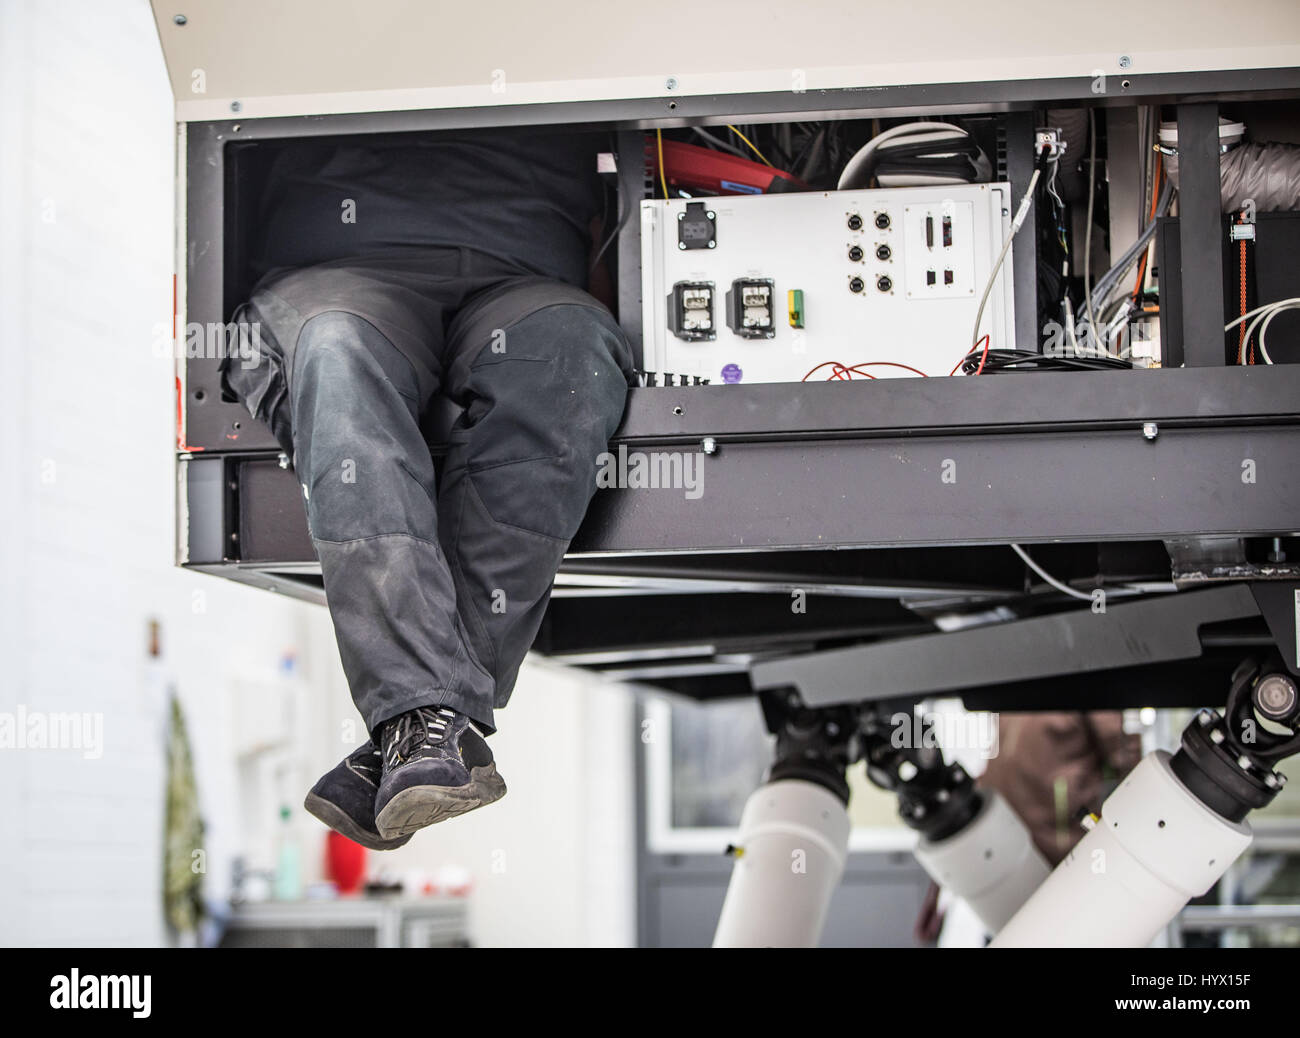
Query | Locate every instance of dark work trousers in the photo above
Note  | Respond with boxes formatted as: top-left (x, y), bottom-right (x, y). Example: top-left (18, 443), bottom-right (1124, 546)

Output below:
top-left (222, 247), bottom-right (634, 736)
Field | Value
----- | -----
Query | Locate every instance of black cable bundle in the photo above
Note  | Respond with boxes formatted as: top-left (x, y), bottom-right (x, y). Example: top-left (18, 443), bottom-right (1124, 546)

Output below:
top-left (955, 348), bottom-right (1132, 375)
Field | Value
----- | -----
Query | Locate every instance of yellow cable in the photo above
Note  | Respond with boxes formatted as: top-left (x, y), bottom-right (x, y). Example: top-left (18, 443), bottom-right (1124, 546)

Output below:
top-left (656, 129), bottom-right (669, 199)
top-left (726, 124), bottom-right (773, 167)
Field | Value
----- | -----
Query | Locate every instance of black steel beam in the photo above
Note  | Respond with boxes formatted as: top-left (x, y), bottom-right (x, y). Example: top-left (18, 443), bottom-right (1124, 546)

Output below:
top-left (610, 365), bottom-right (1300, 445)
top-left (750, 584), bottom-right (1260, 706)
top-left (534, 592), bottom-right (928, 657)
top-left (191, 416), bottom-right (1300, 559)
top-left (1176, 102), bottom-right (1226, 367)
top-left (616, 129), bottom-right (646, 364)
top-left (958, 653), bottom-right (1246, 712)
top-left (183, 365), bottom-right (1300, 562)
top-left (574, 422), bottom-right (1300, 552)
top-left (1251, 581), bottom-right (1300, 674)
top-left (1005, 110), bottom-right (1039, 351)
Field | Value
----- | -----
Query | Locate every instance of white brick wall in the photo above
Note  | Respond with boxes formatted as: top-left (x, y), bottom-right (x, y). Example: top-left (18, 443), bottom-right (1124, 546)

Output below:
top-left (0, 0), bottom-right (333, 945)
top-left (0, 0), bottom-right (634, 947)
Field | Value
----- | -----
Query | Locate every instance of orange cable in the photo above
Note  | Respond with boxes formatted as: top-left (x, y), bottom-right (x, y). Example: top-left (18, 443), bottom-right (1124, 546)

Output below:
top-left (1241, 237), bottom-right (1252, 364)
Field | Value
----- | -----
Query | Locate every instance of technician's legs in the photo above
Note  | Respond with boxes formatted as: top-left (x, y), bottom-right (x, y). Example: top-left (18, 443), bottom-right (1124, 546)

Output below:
top-left (288, 310), bottom-right (498, 735)
top-left (436, 281), bottom-right (635, 724)
top-left (225, 281), bottom-right (633, 738)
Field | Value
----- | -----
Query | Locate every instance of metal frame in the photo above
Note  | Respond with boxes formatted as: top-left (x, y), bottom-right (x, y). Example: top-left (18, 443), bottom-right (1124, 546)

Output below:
top-left (182, 365), bottom-right (1300, 560)
top-left (177, 68), bottom-right (1300, 451)
top-left (177, 69), bottom-right (1300, 706)
top-left (751, 584), bottom-right (1273, 704)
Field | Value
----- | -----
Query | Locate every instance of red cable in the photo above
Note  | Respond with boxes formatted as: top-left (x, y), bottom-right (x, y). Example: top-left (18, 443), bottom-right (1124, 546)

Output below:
top-left (802, 361), bottom-right (866, 381)
top-left (948, 335), bottom-right (991, 376)
top-left (847, 361), bottom-right (929, 378)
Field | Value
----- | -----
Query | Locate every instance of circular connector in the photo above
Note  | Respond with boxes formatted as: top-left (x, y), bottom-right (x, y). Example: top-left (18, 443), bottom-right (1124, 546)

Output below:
top-left (848, 276), bottom-right (865, 294)
top-left (876, 244), bottom-right (892, 262)
top-left (876, 275), bottom-right (893, 293)
top-left (847, 244), bottom-right (864, 262)
top-left (1254, 672), bottom-right (1300, 725)
top-left (847, 213), bottom-right (864, 231)
top-left (874, 212), bottom-right (891, 230)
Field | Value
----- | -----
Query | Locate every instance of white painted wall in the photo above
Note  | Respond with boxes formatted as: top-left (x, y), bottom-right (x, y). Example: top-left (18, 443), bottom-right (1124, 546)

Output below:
top-left (0, 0), bottom-right (326, 946)
top-left (0, 0), bottom-right (634, 948)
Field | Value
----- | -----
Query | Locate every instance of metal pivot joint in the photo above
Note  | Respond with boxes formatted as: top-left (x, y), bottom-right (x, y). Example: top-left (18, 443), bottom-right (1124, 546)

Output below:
top-left (859, 712), bottom-right (983, 843)
top-left (759, 691), bottom-right (858, 805)
top-left (757, 690), bottom-right (982, 840)
top-left (1171, 656), bottom-right (1299, 822)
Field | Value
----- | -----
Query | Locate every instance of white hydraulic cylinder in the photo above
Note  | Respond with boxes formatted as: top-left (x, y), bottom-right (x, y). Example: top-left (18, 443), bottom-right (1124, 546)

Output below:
top-left (713, 779), bottom-right (850, 948)
top-left (913, 788), bottom-right (1051, 935)
top-left (992, 751), bottom-right (1254, 947)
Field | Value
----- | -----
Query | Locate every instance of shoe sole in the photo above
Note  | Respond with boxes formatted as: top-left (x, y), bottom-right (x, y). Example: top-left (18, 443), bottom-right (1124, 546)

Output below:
top-left (304, 791), bottom-right (412, 852)
top-left (375, 763), bottom-right (508, 840)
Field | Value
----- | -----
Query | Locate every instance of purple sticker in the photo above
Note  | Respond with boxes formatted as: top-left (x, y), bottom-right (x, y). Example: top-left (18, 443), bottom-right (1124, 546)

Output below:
top-left (721, 363), bottom-right (743, 384)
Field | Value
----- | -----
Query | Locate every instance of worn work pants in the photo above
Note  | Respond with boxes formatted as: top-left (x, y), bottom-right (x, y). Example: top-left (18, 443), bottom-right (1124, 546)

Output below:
top-left (223, 247), bottom-right (634, 736)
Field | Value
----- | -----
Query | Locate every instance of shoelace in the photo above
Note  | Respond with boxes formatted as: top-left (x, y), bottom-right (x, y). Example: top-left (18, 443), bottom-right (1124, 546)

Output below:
top-left (385, 706), bottom-right (457, 767)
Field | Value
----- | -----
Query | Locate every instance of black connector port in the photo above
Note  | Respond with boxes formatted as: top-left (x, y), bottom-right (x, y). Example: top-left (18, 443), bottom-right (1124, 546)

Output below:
top-left (726, 278), bottom-right (776, 340)
top-left (667, 281), bottom-right (716, 341)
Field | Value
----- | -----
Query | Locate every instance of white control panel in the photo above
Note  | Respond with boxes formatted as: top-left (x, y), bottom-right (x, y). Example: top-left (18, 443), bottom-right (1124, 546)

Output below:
top-left (641, 184), bottom-right (1014, 384)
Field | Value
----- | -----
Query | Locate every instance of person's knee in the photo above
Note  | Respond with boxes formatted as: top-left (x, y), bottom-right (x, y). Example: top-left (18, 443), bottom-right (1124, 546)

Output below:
top-left (294, 311), bottom-right (421, 433)
top-left (451, 304), bottom-right (631, 541)
top-left (294, 312), bottom-right (381, 387)
top-left (292, 312), bottom-right (434, 541)
top-left (493, 302), bottom-right (631, 433)
top-left (545, 302), bottom-right (635, 387)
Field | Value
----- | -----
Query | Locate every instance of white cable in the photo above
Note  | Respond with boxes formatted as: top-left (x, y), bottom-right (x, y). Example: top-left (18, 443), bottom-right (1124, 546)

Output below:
top-left (1228, 297), bottom-right (1300, 330)
top-left (1046, 161), bottom-right (1065, 213)
top-left (1226, 296), bottom-right (1300, 364)
top-left (1257, 303), bottom-right (1300, 364)
top-left (837, 122), bottom-right (971, 190)
top-left (1226, 299), bottom-right (1289, 359)
top-left (1245, 301), bottom-right (1300, 365)
top-left (1063, 297), bottom-right (1080, 356)
top-left (1242, 309), bottom-right (1275, 364)
top-left (970, 167), bottom-right (1041, 350)
top-left (1083, 110), bottom-right (1101, 355)
top-left (1010, 543), bottom-right (1095, 602)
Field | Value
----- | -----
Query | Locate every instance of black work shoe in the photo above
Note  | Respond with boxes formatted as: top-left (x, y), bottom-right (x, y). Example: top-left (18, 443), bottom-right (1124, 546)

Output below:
top-left (304, 741), bottom-right (413, 852)
top-left (375, 706), bottom-right (507, 840)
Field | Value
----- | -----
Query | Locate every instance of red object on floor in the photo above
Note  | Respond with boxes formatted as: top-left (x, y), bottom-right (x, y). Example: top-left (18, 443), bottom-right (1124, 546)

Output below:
top-left (326, 831), bottom-right (367, 894)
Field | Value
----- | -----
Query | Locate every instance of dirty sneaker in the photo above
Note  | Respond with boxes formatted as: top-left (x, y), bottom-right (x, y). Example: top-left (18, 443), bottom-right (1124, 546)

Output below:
top-left (375, 706), bottom-right (507, 840)
top-left (304, 740), bottom-right (412, 852)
